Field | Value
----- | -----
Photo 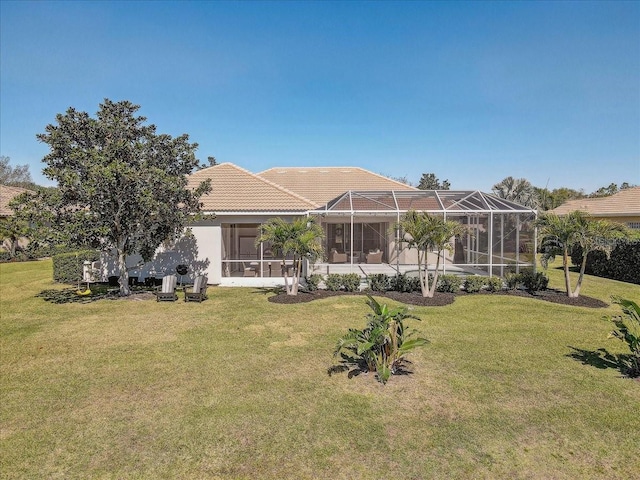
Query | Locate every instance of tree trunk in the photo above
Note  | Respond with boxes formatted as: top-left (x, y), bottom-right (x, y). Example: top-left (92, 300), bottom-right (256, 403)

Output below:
top-left (426, 252), bottom-right (442, 298)
top-left (282, 259), bottom-right (293, 295)
top-left (418, 250), bottom-right (429, 297)
top-left (117, 248), bottom-right (130, 296)
top-left (573, 253), bottom-right (588, 298)
top-left (562, 249), bottom-right (575, 297)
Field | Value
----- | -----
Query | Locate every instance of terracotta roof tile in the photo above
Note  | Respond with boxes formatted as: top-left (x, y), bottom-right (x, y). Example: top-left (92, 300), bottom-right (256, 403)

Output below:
top-left (551, 186), bottom-right (640, 217)
top-left (187, 163), bottom-right (317, 212)
top-left (257, 166), bottom-right (418, 205)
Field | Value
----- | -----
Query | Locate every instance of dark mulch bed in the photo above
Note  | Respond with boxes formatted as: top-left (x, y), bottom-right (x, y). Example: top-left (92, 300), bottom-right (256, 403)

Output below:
top-left (268, 288), bottom-right (609, 308)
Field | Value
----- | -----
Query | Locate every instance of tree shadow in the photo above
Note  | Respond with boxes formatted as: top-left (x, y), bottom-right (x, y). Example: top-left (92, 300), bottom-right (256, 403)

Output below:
top-left (567, 346), bottom-right (638, 377)
top-left (36, 286), bottom-right (156, 304)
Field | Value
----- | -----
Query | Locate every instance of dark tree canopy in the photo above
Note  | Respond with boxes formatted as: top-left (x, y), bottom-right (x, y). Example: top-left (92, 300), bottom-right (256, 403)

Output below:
top-left (417, 173), bottom-right (450, 190)
top-left (35, 99), bottom-right (211, 295)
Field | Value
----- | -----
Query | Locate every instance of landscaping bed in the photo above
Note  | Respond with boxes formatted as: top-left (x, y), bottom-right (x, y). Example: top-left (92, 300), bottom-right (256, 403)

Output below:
top-left (268, 287), bottom-right (609, 308)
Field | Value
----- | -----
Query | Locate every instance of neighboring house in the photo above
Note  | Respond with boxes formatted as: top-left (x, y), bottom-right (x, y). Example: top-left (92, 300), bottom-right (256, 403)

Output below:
top-left (550, 186), bottom-right (640, 230)
top-left (0, 185), bottom-right (31, 253)
top-left (105, 163), bottom-right (537, 286)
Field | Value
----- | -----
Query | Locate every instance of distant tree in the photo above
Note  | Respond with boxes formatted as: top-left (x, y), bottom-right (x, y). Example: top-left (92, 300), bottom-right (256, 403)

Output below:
top-left (492, 176), bottom-right (538, 208)
top-left (589, 182), bottom-right (638, 197)
top-left (0, 156), bottom-right (34, 188)
top-left (32, 99), bottom-right (211, 295)
top-left (199, 155), bottom-right (218, 169)
top-left (380, 173), bottom-right (412, 186)
top-left (537, 211), bottom-right (627, 298)
top-left (590, 183), bottom-right (619, 198)
top-left (535, 187), bottom-right (584, 211)
top-left (417, 173), bottom-right (450, 190)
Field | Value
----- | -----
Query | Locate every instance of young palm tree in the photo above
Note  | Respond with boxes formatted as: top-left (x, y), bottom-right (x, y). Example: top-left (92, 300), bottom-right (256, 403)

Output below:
top-left (537, 211), bottom-right (627, 297)
top-left (397, 211), bottom-right (469, 298)
top-left (256, 216), bottom-right (324, 295)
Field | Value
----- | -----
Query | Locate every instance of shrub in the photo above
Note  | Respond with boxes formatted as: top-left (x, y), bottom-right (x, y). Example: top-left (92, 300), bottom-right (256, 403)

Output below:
top-left (437, 274), bottom-right (462, 293)
top-left (52, 250), bottom-right (100, 284)
top-left (519, 269), bottom-right (549, 292)
top-left (505, 272), bottom-right (521, 290)
top-left (367, 274), bottom-right (389, 292)
top-left (342, 273), bottom-right (361, 292)
top-left (304, 274), bottom-right (322, 291)
top-left (331, 295), bottom-right (429, 384)
top-left (390, 273), bottom-right (420, 293)
top-left (486, 276), bottom-right (504, 292)
top-left (325, 273), bottom-right (343, 291)
top-left (571, 241), bottom-right (640, 285)
top-left (605, 297), bottom-right (640, 377)
top-left (464, 275), bottom-right (485, 293)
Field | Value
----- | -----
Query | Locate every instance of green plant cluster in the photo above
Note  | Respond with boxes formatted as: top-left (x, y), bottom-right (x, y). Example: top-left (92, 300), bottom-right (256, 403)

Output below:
top-left (52, 250), bottom-right (100, 284)
top-left (324, 273), bottom-right (362, 292)
top-left (503, 269), bottom-right (549, 292)
top-left (463, 275), bottom-right (485, 293)
top-left (605, 297), bottom-right (640, 377)
top-left (571, 241), bottom-right (640, 285)
top-left (436, 274), bottom-right (462, 293)
top-left (366, 273), bottom-right (390, 292)
top-left (331, 296), bottom-right (429, 384)
top-left (389, 273), bottom-right (421, 293)
top-left (303, 274), bottom-right (322, 291)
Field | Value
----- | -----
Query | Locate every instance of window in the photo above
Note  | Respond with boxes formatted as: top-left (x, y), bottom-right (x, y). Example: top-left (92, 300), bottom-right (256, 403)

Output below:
top-left (628, 222), bottom-right (640, 229)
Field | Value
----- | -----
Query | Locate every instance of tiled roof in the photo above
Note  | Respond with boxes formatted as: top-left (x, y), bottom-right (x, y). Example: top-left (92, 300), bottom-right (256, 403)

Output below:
top-left (187, 163), bottom-right (317, 212)
top-left (551, 186), bottom-right (640, 217)
top-left (257, 166), bottom-right (418, 206)
top-left (0, 185), bottom-right (31, 217)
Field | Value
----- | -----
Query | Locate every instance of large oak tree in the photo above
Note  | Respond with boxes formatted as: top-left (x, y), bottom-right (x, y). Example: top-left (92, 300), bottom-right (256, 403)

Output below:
top-left (36, 99), bottom-right (211, 295)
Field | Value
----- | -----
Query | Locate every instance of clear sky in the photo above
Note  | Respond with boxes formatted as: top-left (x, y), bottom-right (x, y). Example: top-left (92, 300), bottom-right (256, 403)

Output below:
top-left (1, 0), bottom-right (639, 193)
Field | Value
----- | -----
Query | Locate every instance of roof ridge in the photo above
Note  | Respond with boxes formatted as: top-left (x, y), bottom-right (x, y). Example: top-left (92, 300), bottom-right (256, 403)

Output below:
top-left (218, 163), bottom-right (318, 208)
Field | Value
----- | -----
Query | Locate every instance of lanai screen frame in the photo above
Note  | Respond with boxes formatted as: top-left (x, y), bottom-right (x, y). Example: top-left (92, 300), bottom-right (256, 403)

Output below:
top-left (309, 190), bottom-right (538, 276)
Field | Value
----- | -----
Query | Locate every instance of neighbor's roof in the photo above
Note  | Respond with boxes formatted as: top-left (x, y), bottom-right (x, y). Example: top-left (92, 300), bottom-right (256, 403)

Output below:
top-left (257, 166), bottom-right (418, 206)
top-left (187, 163), bottom-right (317, 212)
top-left (550, 186), bottom-right (640, 217)
top-left (0, 185), bottom-right (31, 217)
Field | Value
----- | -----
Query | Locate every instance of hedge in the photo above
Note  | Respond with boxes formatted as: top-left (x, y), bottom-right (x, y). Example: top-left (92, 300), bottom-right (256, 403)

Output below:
top-left (52, 250), bottom-right (100, 284)
top-left (571, 241), bottom-right (640, 285)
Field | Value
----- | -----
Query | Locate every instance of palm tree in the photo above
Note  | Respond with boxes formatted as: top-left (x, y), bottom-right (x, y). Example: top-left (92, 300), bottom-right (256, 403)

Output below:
top-left (537, 211), bottom-right (626, 297)
top-left (397, 211), bottom-right (469, 298)
top-left (256, 216), bottom-right (324, 296)
top-left (492, 176), bottom-right (539, 209)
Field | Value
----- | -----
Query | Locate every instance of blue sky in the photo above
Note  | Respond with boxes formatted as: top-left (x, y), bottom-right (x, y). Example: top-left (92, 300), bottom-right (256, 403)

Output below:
top-left (1, 0), bottom-right (639, 192)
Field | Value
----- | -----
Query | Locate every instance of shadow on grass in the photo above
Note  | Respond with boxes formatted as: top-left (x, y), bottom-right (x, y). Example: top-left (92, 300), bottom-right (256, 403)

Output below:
top-left (36, 287), bottom-right (156, 304)
top-left (252, 286), bottom-right (285, 296)
top-left (328, 353), bottom-right (415, 383)
top-left (567, 346), bottom-right (639, 378)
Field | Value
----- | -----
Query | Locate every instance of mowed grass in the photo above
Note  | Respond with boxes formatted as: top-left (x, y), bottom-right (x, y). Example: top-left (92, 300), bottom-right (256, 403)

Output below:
top-left (1, 260), bottom-right (639, 479)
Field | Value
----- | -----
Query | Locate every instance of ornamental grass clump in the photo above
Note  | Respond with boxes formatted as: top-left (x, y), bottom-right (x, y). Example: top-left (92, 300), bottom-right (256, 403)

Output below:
top-left (330, 295), bottom-right (429, 384)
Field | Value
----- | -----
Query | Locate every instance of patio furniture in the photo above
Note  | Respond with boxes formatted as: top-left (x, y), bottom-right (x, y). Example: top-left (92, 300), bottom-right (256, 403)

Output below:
top-left (243, 262), bottom-right (256, 277)
top-left (156, 274), bottom-right (178, 302)
top-left (329, 248), bottom-right (347, 263)
top-left (184, 275), bottom-right (208, 302)
top-left (366, 249), bottom-right (383, 264)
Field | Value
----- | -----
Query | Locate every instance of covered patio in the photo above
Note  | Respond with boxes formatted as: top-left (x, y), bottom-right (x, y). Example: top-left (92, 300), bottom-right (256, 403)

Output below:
top-left (310, 190), bottom-right (538, 278)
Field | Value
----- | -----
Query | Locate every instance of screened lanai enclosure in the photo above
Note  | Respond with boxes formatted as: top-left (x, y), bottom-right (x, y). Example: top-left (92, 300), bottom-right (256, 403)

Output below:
top-left (217, 191), bottom-right (537, 282)
top-left (310, 190), bottom-right (537, 278)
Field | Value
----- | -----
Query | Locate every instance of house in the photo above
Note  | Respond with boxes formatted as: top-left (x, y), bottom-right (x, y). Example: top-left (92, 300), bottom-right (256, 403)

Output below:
top-left (0, 185), bottom-right (31, 253)
top-left (109, 163), bottom-right (537, 286)
top-left (550, 186), bottom-right (640, 230)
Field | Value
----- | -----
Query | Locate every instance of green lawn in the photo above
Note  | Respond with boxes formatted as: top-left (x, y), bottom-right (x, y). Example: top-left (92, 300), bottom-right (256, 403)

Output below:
top-left (1, 259), bottom-right (639, 479)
